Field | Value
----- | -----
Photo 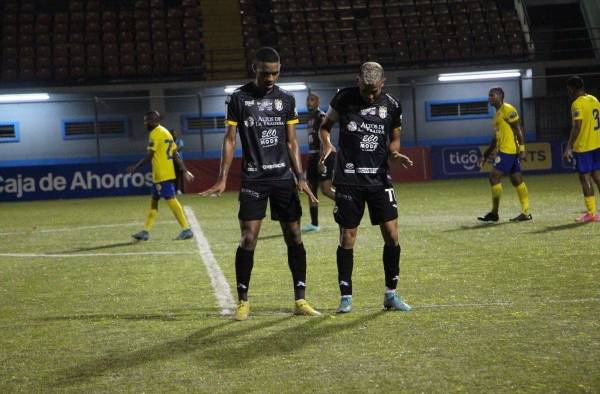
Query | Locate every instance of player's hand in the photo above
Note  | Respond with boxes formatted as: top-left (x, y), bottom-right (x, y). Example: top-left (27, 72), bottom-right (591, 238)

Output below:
top-left (298, 179), bottom-right (319, 205)
top-left (319, 143), bottom-right (336, 173)
top-left (477, 157), bottom-right (486, 169)
top-left (390, 151), bottom-right (413, 168)
top-left (519, 151), bottom-right (526, 160)
top-left (563, 147), bottom-right (573, 162)
top-left (199, 179), bottom-right (226, 197)
top-left (183, 170), bottom-right (195, 182)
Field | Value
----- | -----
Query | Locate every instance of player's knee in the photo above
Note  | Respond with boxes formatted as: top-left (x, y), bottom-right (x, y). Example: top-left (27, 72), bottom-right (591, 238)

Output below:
top-left (339, 232), bottom-right (356, 248)
top-left (240, 232), bottom-right (258, 250)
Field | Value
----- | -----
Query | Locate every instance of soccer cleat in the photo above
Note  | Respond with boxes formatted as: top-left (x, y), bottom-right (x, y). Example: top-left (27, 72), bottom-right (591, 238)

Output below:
top-left (294, 299), bottom-right (322, 316)
top-left (132, 230), bottom-right (149, 241)
top-left (477, 212), bottom-right (499, 222)
top-left (383, 292), bottom-right (412, 312)
top-left (234, 300), bottom-right (250, 321)
top-left (336, 296), bottom-right (353, 313)
top-left (575, 212), bottom-right (600, 223)
top-left (509, 213), bottom-right (533, 222)
top-left (175, 229), bottom-right (193, 240)
top-left (301, 223), bottom-right (320, 233)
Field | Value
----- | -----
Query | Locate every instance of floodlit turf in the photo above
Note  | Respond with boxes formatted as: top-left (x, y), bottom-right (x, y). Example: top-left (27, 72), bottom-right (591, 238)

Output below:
top-left (0, 173), bottom-right (598, 393)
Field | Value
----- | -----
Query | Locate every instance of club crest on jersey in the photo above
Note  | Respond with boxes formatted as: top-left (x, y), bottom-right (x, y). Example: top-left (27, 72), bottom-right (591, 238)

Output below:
top-left (274, 99), bottom-right (283, 111)
top-left (378, 106), bottom-right (387, 119)
top-left (347, 121), bottom-right (358, 132)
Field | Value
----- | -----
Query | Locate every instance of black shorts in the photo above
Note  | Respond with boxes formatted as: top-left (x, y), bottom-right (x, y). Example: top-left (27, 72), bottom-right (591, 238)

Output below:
top-left (238, 179), bottom-right (302, 222)
top-left (307, 153), bottom-right (335, 183)
top-left (333, 184), bottom-right (398, 228)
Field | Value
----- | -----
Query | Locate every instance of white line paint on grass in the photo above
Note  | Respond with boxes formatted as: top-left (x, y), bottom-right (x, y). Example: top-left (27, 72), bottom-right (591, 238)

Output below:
top-left (184, 206), bottom-right (235, 316)
top-left (0, 251), bottom-right (195, 258)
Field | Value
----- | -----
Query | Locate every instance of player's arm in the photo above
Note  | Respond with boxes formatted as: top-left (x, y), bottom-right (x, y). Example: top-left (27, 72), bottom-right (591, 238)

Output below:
top-left (287, 123), bottom-right (319, 204)
top-left (389, 127), bottom-right (413, 168)
top-left (199, 124), bottom-right (236, 196)
top-left (564, 119), bottom-right (582, 161)
top-left (478, 137), bottom-right (497, 168)
top-left (319, 106), bottom-right (338, 165)
top-left (510, 120), bottom-right (526, 159)
top-left (173, 151), bottom-right (194, 182)
top-left (127, 150), bottom-right (153, 173)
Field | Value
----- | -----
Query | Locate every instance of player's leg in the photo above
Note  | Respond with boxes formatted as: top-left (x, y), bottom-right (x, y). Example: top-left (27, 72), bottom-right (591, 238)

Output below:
top-left (574, 151), bottom-right (599, 222)
top-left (234, 183), bottom-right (269, 320)
top-left (478, 167), bottom-right (503, 222)
top-left (509, 170), bottom-right (532, 222)
top-left (162, 180), bottom-right (192, 239)
top-left (132, 196), bottom-right (159, 241)
top-left (272, 179), bottom-right (320, 315)
top-left (334, 185), bottom-right (364, 313)
top-left (320, 179), bottom-right (335, 201)
top-left (368, 186), bottom-right (411, 312)
top-left (302, 172), bottom-right (320, 232)
top-left (319, 154), bottom-right (336, 201)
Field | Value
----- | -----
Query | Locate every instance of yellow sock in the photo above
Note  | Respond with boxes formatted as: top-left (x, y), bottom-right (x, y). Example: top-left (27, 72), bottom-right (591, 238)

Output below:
top-left (584, 196), bottom-right (597, 215)
top-left (144, 209), bottom-right (158, 231)
top-left (491, 183), bottom-right (502, 213)
top-left (166, 198), bottom-right (190, 229)
top-left (515, 182), bottom-right (530, 215)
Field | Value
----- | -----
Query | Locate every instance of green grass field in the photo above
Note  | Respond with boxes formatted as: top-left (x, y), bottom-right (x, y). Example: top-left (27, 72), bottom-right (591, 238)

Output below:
top-left (0, 173), bottom-right (599, 393)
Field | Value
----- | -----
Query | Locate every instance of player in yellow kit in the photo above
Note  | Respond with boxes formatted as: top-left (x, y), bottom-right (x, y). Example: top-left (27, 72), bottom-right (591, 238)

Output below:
top-left (563, 75), bottom-right (600, 222)
top-left (477, 87), bottom-right (531, 222)
top-left (128, 111), bottom-right (196, 240)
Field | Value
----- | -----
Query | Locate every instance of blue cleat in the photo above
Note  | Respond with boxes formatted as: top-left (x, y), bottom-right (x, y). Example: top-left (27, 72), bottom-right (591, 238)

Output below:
top-left (175, 229), bottom-right (193, 240)
top-left (132, 230), bottom-right (149, 241)
top-left (383, 292), bottom-right (411, 312)
top-left (301, 223), bottom-right (320, 233)
top-left (336, 296), bottom-right (352, 313)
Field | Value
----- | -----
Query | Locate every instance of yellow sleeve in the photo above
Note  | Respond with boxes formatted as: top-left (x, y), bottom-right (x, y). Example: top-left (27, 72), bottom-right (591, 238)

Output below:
top-left (147, 131), bottom-right (157, 152)
top-left (504, 105), bottom-right (519, 124)
top-left (571, 101), bottom-right (583, 120)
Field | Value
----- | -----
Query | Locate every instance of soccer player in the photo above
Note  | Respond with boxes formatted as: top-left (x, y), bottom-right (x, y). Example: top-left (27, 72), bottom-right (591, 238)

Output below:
top-left (477, 87), bottom-right (532, 222)
top-left (200, 47), bottom-right (321, 321)
top-left (319, 62), bottom-right (413, 313)
top-left (563, 75), bottom-right (600, 222)
top-left (169, 129), bottom-right (185, 194)
top-left (128, 111), bottom-right (195, 240)
top-left (302, 92), bottom-right (335, 232)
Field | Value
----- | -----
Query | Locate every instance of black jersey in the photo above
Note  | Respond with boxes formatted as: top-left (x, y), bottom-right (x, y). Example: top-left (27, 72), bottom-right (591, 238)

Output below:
top-left (226, 83), bottom-right (299, 181)
top-left (330, 87), bottom-right (402, 187)
top-left (307, 109), bottom-right (326, 154)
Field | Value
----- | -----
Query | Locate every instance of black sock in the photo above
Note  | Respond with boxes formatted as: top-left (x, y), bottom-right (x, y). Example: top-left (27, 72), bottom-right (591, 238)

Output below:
top-left (336, 246), bottom-right (354, 296)
top-left (310, 206), bottom-right (319, 226)
top-left (383, 244), bottom-right (401, 290)
top-left (287, 243), bottom-right (307, 300)
top-left (235, 247), bottom-right (254, 301)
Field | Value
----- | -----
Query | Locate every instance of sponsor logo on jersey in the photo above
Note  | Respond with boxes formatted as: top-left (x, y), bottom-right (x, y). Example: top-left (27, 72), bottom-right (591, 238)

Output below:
top-left (356, 167), bottom-right (381, 174)
top-left (244, 116), bottom-right (255, 127)
top-left (262, 162), bottom-right (286, 170)
top-left (347, 121), bottom-right (358, 132)
top-left (274, 99), bottom-right (283, 111)
top-left (240, 187), bottom-right (260, 198)
top-left (246, 162), bottom-right (258, 172)
top-left (244, 100), bottom-right (255, 106)
top-left (257, 99), bottom-right (272, 111)
top-left (259, 129), bottom-right (279, 147)
top-left (257, 116), bottom-right (284, 126)
top-left (344, 162), bottom-right (355, 174)
top-left (359, 122), bottom-right (385, 134)
top-left (359, 134), bottom-right (379, 152)
top-left (378, 106), bottom-right (387, 119)
top-left (360, 107), bottom-right (377, 116)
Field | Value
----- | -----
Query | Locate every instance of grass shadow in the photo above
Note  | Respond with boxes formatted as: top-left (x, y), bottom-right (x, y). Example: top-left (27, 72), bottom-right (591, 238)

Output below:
top-left (443, 221), bottom-right (513, 232)
top-left (57, 241), bottom-right (137, 253)
top-left (258, 233), bottom-right (284, 241)
top-left (530, 221), bottom-right (592, 234)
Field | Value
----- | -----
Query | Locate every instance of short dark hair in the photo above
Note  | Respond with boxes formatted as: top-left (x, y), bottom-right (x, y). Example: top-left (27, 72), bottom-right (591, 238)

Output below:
top-left (490, 87), bottom-right (504, 100)
top-left (254, 47), bottom-right (280, 63)
top-left (567, 75), bottom-right (584, 90)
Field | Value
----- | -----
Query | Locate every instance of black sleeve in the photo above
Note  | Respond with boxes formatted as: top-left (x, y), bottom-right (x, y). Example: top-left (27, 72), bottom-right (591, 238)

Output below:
top-left (391, 102), bottom-right (402, 130)
top-left (225, 93), bottom-right (241, 126)
top-left (329, 89), bottom-right (346, 113)
top-left (286, 95), bottom-right (299, 124)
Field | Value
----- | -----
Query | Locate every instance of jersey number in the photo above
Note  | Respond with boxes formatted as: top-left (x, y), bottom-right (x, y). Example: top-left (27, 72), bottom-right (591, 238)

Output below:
top-left (165, 140), bottom-right (174, 160)
top-left (593, 109), bottom-right (600, 131)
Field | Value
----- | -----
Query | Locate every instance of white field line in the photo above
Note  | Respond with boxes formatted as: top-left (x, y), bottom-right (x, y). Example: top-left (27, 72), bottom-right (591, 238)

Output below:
top-left (0, 220), bottom-right (175, 236)
top-left (183, 206), bottom-right (235, 316)
top-left (0, 251), bottom-right (195, 258)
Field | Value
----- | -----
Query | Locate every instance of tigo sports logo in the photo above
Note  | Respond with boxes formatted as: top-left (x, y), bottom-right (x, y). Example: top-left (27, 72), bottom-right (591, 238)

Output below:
top-left (442, 146), bottom-right (482, 175)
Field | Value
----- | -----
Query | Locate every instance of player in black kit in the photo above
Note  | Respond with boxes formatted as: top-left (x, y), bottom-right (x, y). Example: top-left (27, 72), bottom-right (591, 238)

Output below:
top-left (319, 62), bottom-right (413, 313)
top-left (302, 92), bottom-right (335, 233)
top-left (200, 47), bottom-right (321, 321)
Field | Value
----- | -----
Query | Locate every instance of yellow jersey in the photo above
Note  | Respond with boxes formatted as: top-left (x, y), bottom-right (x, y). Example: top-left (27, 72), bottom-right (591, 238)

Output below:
top-left (571, 94), bottom-right (600, 152)
top-left (148, 125), bottom-right (176, 183)
top-left (493, 102), bottom-right (520, 154)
